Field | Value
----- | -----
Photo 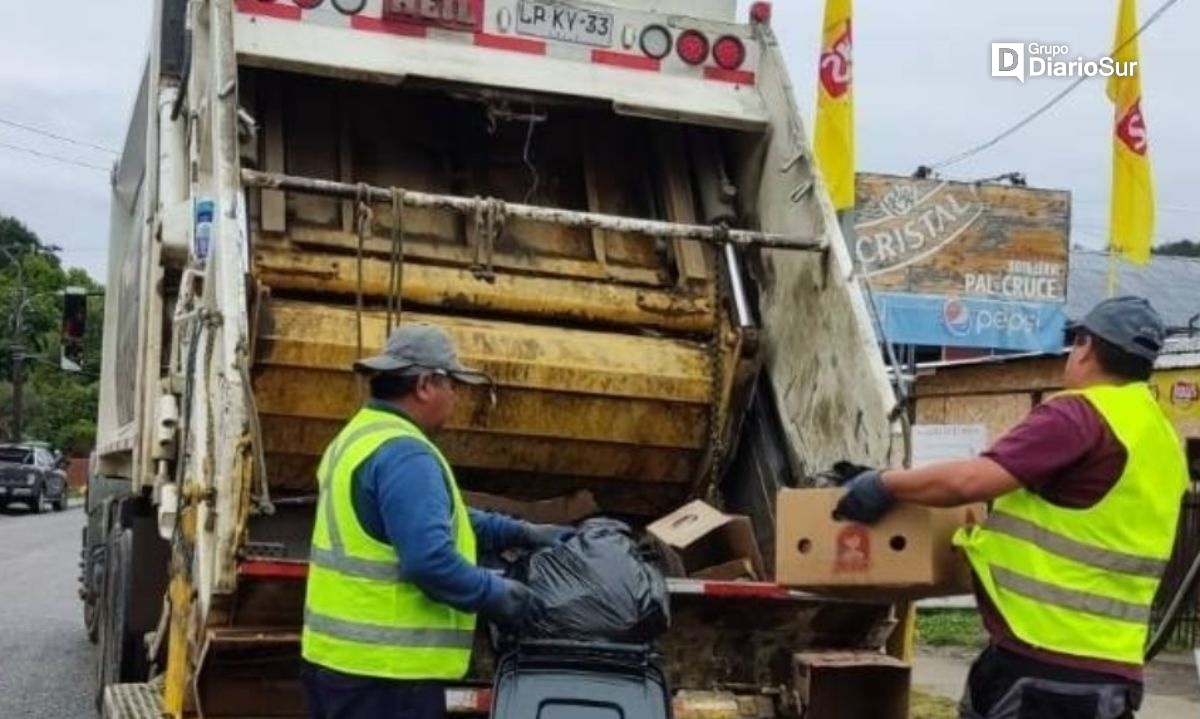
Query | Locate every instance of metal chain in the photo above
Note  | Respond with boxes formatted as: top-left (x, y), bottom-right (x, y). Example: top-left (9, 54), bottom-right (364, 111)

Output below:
top-left (354, 183), bottom-right (373, 359)
top-left (385, 187), bottom-right (406, 334)
top-left (470, 197), bottom-right (502, 282)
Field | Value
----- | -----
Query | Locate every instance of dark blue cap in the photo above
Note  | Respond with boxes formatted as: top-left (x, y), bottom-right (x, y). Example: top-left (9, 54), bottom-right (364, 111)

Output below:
top-left (1076, 296), bottom-right (1165, 363)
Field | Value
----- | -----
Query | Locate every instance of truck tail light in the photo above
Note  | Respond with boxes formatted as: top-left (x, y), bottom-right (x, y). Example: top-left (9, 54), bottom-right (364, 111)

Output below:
top-left (332, 0), bottom-right (366, 13)
top-left (639, 25), bottom-right (672, 60)
top-left (676, 30), bottom-right (709, 66)
top-left (294, 0), bottom-right (324, 8)
top-left (712, 36), bottom-right (746, 70)
top-left (750, 2), bottom-right (772, 25)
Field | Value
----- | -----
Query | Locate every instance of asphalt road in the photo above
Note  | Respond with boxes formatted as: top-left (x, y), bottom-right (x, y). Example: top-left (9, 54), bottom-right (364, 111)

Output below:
top-left (0, 500), bottom-right (94, 718)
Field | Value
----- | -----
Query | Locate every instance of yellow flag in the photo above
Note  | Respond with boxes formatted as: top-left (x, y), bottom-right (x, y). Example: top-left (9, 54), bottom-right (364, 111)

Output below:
top-left (1108, 0), bottom-right (1154, 264)
top-left (814, 0), bottom-right (854, 210)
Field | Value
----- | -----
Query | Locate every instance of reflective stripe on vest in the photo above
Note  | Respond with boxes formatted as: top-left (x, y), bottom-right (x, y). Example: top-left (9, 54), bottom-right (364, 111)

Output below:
top-left (302, 406), bottom-right (478, 680)
top-left (305, 609), bottom-right (475, 649)
top-left (310, 421), bottom-right (412, 582)
top-left (985, 511), bottom-right (1167, 579)
top-left (954, 382), bottom-right (1188, 665)
top-left (990, 566), bottom-right (1151, 624)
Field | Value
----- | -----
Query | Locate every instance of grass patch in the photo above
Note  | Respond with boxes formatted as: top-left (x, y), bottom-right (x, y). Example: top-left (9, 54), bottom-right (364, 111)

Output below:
top-left (917, 609), bottom-right (987, 649)
top-left (910, 690), bottom-right (958, 719)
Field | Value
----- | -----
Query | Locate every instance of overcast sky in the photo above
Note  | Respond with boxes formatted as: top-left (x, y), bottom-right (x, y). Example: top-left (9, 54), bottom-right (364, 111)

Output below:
top-left (0, 0), bottom-right (1196, 282)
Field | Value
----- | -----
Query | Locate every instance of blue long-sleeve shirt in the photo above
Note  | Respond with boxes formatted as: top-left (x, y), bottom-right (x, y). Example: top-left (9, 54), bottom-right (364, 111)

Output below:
top-left (348, 403), bottom-right (526, 613)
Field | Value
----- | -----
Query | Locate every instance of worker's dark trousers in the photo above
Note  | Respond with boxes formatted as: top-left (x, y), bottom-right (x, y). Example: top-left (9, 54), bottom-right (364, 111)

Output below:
top-left (301, 661), bottom-right (446, 719)
top-left (959, 646), bottom-right (1142, 719)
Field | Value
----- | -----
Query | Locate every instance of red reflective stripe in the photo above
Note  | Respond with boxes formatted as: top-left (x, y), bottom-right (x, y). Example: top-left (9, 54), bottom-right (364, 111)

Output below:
top-left (702, 581), bottom-right (791, 599)
top-left (235, 0), bottom-right (303, 20)
top-left (351, 14), bottom-right (429, 37)
top-left (591, 50), bottom-right (661, 72)
top-left (239, 559), bottom-right (310, 580)
top-left (473, 32), bottom-right (546, 55)
top-left (703, 66), bottom-right (757, 85)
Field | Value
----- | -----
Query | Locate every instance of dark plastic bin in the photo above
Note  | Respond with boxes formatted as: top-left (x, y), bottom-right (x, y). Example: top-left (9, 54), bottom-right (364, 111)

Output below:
top-left (490, 640), bottom-right (672, 719)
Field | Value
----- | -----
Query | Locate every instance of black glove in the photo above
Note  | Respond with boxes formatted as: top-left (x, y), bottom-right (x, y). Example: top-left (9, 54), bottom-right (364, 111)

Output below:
top-left (482, 579), bottom-right (545, 632)
top-left (832, 470), bottom-right (894, 524)
top-left (519, 523), bottom-right (575, 549)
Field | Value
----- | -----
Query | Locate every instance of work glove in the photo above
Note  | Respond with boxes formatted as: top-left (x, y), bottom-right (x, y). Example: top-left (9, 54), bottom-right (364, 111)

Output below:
top-left (832, 469), bottom-right (894, 525)
top-left (518, 522), bottom-right (576, 549)
top-left (483, 579), bottom-right (545, 632)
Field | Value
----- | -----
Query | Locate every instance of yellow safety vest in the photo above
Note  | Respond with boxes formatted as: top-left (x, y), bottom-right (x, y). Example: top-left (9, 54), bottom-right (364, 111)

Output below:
top-left (302, 405), bottom-right (478, 680)
top-left (955, 382), bottom-right (1187, 665)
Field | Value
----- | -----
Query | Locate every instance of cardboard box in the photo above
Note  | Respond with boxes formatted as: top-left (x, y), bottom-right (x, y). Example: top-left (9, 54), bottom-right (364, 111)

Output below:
top-left (793, 651), bottom-right (910, 719)
top-left (774, 488), bottom-right (982, 597)
top-left (464, 490), bottom-right (600, 525)
top-left (647, 500), bottom-right (765, 580)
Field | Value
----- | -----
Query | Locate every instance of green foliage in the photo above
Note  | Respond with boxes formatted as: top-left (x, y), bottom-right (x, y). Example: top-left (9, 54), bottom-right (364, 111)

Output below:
top-left (910, 691), bottom-right (959, 719)
top-left (916, 609), bottom-right (988, 649)
top-left (1154, 240), bottom-right (1200, 258)
top-left (0, 214), bottom-right (104, 452)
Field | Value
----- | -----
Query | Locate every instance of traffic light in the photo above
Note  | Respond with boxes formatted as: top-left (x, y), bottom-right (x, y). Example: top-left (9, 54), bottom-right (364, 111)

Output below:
top-left (61, 288), bottom-right (87, 373)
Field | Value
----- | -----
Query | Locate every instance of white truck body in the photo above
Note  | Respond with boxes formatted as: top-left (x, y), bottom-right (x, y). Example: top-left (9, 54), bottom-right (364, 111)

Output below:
top-left (91, 2), bottom-right (903, 717)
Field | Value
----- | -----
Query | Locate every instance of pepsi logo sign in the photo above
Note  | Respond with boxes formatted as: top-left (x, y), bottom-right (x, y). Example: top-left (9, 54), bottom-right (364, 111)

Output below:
top-left (942, 299), bottom-right (971, 337)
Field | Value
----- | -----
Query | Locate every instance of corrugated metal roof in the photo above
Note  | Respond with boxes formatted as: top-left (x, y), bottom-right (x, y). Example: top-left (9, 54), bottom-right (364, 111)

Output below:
top-left (1067, 250), bottom-right (1200, 330)
top-left (1159, 336), bottom-right (1200, 370)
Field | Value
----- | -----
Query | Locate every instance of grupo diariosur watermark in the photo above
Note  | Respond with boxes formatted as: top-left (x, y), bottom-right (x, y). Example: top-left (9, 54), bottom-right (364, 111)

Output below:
top-left (991, 42), bottom-right (1138, 83)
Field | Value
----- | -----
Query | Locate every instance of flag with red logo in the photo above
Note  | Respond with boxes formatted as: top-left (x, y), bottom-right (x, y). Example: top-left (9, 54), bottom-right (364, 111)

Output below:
top-left (814, 0), bottom-right (854, 210)
top-left (1108, 0), bottom-right (1154, 264)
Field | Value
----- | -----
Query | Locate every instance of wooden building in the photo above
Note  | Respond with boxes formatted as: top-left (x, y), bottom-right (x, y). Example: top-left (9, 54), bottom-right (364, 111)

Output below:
top-left (913, 337), bottom-right (1200, 477)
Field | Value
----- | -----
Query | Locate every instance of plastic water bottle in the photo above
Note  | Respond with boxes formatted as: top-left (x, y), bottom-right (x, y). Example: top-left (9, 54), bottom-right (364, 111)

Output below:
top-left (194, 199), bottom-right (214, 261)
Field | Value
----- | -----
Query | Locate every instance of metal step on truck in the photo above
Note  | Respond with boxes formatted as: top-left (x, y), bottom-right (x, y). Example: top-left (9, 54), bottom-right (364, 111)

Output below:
top-left (81, 1), bottom-right (910, 717)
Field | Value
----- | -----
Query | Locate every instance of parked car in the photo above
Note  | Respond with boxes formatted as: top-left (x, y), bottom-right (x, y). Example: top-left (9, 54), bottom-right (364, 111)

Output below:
top-left (0, 443), bottom-right (68, 513)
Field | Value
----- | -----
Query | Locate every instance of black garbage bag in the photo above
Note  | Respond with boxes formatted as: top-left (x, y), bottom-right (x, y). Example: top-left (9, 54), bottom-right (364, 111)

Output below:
top-left (517, 518), bottom-right (670, 643)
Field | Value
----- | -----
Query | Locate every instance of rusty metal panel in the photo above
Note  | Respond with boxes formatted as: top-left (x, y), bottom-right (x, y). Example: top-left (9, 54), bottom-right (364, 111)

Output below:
top-left (195, 630), bottom-right (307, 717)
top-left (253, 301), bottom-right (716, 511)
top-left (254, 374), bottom-right (708, 448)
top-left (258, 300), bottom-right (712, 401)
top-left (254, 246), bottom-right (715, 334)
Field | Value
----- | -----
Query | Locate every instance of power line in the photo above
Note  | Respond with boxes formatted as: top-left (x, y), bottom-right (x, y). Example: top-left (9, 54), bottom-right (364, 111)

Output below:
top-left (0, 141), bottom-right (111, 173)
top-left (928, 0), bottom-right (1183, 171)
top-left (0, 116), bottom-right (118, 155)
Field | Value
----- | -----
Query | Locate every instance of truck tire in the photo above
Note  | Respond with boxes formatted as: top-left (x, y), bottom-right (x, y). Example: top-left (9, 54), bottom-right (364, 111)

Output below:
top-left (53, 493), bottom-right (67, 511)
top-left (83, 541), bottom-right (104, 644)
top-left (31, 487), bottom-right (45, 514)
top-left (95, 524), bottom-right (145, 709)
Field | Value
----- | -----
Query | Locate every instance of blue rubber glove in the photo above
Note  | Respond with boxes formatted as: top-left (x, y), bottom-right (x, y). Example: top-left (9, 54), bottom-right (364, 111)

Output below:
top-left (833, 470), bottom-right (894, 524)
top-left (481, 579), bottom-right (545, 632)
top-left (519, 523), bottom-right (576, 549)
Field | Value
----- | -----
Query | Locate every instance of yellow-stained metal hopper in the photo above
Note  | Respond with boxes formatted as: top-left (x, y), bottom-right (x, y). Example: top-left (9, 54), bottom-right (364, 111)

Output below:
top-left (253, 298), bottom-right (728, 516)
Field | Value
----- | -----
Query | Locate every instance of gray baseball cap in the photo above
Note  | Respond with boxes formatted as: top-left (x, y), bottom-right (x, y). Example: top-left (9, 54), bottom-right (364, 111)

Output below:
top-left (1072, 296), bottom-right (1166, 362)
top-left (353, 323), bottom-right (490, 385)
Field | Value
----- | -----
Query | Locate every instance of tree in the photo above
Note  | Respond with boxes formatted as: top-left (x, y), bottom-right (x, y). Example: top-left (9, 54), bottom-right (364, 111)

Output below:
top-left (0, 215), bottom-right (104, 452)
top-left (1153, 239), bottom-right (1200, 258)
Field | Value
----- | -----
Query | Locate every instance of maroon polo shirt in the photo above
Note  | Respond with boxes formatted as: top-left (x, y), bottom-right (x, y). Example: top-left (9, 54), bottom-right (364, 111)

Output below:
top-left (976, 393), bottom-right (1143, 683)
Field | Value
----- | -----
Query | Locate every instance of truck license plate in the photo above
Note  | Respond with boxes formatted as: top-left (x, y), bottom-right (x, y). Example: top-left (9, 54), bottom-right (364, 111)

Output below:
top-left (516, 1), bottom-right (613, 47)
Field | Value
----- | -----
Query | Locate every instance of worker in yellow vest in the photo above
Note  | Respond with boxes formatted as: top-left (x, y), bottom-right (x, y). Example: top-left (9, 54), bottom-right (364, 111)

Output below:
top-left (301, 323), bottom-right (572, 719)
top-left (835, 297), bottom-right (1188, 719)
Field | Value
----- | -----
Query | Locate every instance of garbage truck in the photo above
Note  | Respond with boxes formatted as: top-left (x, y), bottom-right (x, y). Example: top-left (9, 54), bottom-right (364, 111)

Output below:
top-left (81, 0), bottom-right (909, 716)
